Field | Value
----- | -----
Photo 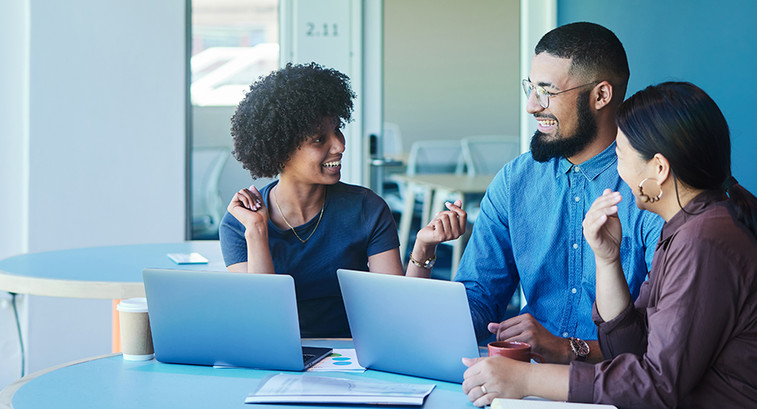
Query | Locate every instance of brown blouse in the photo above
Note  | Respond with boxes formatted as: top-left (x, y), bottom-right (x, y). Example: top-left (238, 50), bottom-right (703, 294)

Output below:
top-left (569, 191), bottom-right (757, 408)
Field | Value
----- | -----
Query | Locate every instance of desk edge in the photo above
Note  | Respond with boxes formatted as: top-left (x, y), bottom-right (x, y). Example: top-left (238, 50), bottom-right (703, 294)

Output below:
top-left (0, 271), bottom-right (145, 299)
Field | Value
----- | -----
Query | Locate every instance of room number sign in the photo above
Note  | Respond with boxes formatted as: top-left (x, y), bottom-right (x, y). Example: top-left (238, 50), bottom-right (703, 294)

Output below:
top-left (305, 23), bottom-right (340, 37)
top-left (292, 0), bottom-right (351, 75)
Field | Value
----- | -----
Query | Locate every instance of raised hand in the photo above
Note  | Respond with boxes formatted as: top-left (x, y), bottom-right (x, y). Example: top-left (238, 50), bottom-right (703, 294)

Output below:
top-left (227, 185), bottom-right (270, 233)
top-left (415, 199), bottom-right (467, 246)
top-left (582, 189), bottom-right (623, 265)
top-left (584, 189), bottom-right (634, 322)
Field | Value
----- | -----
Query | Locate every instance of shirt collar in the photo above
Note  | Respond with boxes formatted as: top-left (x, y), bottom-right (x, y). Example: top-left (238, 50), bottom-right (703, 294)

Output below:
top-left (659, 190), bottom-right (727, 243)
top-left (557, 141), bottom-right (618, 181)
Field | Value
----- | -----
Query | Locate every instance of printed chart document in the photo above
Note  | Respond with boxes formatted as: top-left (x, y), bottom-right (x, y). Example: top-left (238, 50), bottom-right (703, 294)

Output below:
top-left (308, 349), bottom-right (365, 373)
top-left (492, 398), bottom-right (617, 408)
top-left (245, 373), bottom-right (435, 405)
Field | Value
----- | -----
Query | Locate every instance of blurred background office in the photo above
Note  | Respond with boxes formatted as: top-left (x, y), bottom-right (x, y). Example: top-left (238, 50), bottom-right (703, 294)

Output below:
top-left (1, 0), bottom-right (756, 390)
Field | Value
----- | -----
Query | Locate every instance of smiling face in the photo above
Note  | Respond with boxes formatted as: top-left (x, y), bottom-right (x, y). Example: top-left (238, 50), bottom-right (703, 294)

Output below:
top-left (615, 128), bottom-right (656, 210)
top-left (280, 117), bottom-right (345, 185)
top-left (526, 53), bottom-right (599, 162)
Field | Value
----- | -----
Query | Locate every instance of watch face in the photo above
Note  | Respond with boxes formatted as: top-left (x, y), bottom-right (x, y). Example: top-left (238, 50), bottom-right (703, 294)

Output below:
top-left (571, 337), bottom-right (589, 357)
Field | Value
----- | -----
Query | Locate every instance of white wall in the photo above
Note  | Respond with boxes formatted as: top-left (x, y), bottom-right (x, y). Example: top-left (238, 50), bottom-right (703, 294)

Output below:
top-left (0, 1), bottom-right (29, 261)
top-left (0, 0), bottom-right (187, 388)
top-left (0, 0), bottom-right (30, 390)
top-left (27, 0), bottom-right (186, 252)
top-left (384, 0), bottom-right (521, 149)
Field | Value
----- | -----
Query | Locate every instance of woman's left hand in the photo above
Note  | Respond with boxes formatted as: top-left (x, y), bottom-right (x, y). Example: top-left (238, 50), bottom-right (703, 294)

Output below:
top-left (582, 189), bottom-right (623, 265)
top-left (462, 356), bottom-right (528, 407)
top-left (415, 199), bottom-right (467, 246)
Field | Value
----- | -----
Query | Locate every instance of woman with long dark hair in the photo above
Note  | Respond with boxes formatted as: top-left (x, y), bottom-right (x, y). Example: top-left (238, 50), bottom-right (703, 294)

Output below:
top-left (462, 82), bottom-right (757, 408)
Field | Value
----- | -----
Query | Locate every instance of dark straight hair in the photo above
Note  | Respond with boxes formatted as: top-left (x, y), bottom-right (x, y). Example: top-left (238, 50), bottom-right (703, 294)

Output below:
top-left (617, 81), bottom-right (757, 238)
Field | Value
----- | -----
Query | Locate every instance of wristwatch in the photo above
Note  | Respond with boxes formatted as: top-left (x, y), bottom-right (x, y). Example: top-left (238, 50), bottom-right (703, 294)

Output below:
top-left (409, 253), bottom-right (436, 269)
top-left (569, 337), bottom-right (590, 361)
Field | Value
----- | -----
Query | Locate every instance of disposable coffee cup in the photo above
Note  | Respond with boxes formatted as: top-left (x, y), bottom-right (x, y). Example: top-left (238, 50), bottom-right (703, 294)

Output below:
top-left (487, 341), bottom-right (543, 363)
top-left (117, 297), bottom-right (154, 361)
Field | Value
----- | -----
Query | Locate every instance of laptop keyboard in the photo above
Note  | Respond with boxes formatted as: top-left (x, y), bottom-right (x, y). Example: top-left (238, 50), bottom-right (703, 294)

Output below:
top-left (303, 353), bottom-right (315, 363)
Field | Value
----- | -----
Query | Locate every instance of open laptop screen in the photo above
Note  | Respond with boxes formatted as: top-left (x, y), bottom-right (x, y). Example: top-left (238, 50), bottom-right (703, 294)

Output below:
top-left (143, 268), bottom-right (330, 370)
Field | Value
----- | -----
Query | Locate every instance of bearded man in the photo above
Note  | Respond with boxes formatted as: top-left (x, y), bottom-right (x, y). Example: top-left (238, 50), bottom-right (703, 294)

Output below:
top-left (454, 22), bottom-right (663, 363)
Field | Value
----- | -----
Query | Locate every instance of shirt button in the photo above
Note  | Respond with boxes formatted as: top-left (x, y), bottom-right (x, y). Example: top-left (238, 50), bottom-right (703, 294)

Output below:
top-left (574, 196), bottom-right (580, 202)
top-left (574, 166), bottom-right (580, 172)
top-left (571, 288), bottom-right (577, 294)
top-left (562, 332), bottom-right (569, 337)
top-left (572, 243), bottom-right (579, 249)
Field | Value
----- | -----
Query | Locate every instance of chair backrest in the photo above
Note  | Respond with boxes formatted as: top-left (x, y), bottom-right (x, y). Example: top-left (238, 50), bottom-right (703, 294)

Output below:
top-left (461, 135), bottom-right (521, 176)
top-left (191, 146), bottom-right (274, 238)
top-left (191, 147), bottom-right (229, 229)
top-left (215, 153), bottom-right (276, 219)
top-left (406, 140), bottom-right (464, 176)
top-left (382, 122), bottom-right (404, 156)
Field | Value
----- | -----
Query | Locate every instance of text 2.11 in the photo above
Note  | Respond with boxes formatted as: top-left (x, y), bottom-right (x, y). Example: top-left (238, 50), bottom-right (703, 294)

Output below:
top-left (305, 23), bottom-right (339, 37)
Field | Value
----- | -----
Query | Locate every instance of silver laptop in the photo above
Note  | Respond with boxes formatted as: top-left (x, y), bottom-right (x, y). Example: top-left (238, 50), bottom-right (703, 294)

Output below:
top-left (142, 268), bottom-right (331, 370)
top-left (337, 269), bottom-right (480, 383)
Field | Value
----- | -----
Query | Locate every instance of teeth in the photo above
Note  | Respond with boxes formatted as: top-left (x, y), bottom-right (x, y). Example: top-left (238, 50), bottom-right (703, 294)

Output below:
top-left (538, 119), bottom-right (557, 126)
top-left (323, 160), bottom-right (341, 168)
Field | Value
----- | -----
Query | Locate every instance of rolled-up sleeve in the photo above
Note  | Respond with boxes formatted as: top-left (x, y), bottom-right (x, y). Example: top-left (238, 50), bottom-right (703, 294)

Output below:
top-left (593, 296), bottom-right (649, 359)
top-left (569, 361), bottom-right (596, 403)
top-left (569, 230), bottom-right (745, 407)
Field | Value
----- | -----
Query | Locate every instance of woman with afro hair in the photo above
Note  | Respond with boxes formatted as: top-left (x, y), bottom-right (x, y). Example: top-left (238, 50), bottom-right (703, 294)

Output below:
top-left (219, 63), bottom-right (466, 338)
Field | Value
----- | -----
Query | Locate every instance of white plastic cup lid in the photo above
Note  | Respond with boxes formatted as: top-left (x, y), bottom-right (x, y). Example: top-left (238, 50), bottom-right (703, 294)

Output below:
top-left (117, 297), bottom-right (148, 313)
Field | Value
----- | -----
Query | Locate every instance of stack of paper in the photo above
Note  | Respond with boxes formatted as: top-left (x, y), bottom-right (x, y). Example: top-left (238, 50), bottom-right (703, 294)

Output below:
top-left (245, 373), bottom-right (435, 405)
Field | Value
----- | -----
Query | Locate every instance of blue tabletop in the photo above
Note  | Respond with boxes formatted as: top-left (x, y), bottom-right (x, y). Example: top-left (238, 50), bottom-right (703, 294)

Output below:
top-left (12, 340), bottom-right (474, 409)
top-left (0, 241), bottom-right (224, 283)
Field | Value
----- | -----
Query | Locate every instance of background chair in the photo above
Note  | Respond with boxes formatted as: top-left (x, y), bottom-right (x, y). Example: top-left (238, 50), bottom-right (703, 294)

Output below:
top-left (381, 122), bottom-right (404, 157)
top-left (384, 139), bottom-right (465, 216)
top-left (371, 122), bottom-right (407, 197)
top-left (406, 140), bottom-right (466, 176)
top-left (191, 147), bottom-right (228, 239)
top-left (438, 135), bottom-right (522, 278)
top-left (387, 140), bottom-right (465, 268)
top-left (461, 134), bottom-right (521, 176)
top-left (191, 147), bottom-right (274, 239)
top-left (458, 134), bottom-right (521, 223)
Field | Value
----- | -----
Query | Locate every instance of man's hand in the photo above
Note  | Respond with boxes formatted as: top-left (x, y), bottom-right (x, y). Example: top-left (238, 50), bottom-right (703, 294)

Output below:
top-left (487, 314), bottom-right (572, 363)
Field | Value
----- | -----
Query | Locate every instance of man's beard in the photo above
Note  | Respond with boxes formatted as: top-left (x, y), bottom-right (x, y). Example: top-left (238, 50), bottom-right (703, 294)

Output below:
top-left (530, 91), bottom-right (598, 162)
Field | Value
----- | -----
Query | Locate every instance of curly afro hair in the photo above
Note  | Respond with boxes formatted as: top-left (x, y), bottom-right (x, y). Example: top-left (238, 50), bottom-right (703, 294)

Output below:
top-left (230, 62), bottom-right (356, 178)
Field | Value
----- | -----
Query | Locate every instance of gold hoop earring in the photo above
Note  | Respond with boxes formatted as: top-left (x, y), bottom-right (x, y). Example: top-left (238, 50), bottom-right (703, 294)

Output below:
top-left (638, 177), bottom-right (662, 203)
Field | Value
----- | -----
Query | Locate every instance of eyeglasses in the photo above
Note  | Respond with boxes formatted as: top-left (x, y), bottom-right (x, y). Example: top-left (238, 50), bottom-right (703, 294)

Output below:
top-left (521, 79), bottom-right (598, 109)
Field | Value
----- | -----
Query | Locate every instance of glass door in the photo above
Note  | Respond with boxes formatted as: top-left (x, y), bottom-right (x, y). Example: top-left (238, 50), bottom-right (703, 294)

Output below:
top-left (189, 0), bottom-right (279, 240)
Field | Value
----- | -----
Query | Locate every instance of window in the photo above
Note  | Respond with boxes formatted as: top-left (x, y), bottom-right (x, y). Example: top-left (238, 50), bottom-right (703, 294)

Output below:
top-left (190, 0), bottom-right (279, 240)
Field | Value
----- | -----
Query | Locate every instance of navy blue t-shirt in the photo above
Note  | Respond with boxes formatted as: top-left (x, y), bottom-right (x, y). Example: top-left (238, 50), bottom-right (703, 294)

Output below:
top-left (219, 181), bottom-right (399, 337)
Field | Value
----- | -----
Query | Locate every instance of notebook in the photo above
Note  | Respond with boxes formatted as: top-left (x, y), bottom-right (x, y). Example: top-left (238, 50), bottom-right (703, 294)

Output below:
top-left (337, 269), bottom-right (480, 383)
top-left (142, 268), bottom-right (331, 370)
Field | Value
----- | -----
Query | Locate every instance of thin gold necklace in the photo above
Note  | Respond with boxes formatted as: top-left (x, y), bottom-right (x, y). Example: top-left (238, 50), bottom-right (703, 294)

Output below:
top-left (272, 187), bottom-right (325, 244)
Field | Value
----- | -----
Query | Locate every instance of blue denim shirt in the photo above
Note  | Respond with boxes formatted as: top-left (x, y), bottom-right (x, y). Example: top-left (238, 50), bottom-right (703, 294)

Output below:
top-left (455, 142), bottom-right (663, 341)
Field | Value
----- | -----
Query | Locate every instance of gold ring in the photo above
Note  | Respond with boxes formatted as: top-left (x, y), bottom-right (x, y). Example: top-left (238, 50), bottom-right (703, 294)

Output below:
top-left (480, 385), bottom-right (487, 395)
